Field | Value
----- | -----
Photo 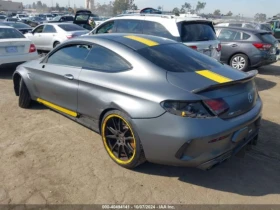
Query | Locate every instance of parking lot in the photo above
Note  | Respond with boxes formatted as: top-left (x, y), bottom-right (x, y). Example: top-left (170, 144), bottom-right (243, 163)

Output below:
top-left (0, 61), bottom-right (279, 205)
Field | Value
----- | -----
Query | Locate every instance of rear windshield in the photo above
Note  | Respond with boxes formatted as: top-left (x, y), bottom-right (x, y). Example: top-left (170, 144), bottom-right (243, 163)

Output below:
top-left (58, 24), bottom-right (86, 31)
top-left (137, 43), bottom-right (222, 72)
top-left (260, 33), bottom-right (276, 44)
top-left (0, 28), bottom-right (25, 39)
top-left (4, 22), bottom-right (31, 29)
top-left (180, 22), bottom-right (217, 42)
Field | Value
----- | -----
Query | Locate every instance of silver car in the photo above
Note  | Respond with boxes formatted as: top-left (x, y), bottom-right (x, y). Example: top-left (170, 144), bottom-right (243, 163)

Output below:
top-left (25, 23), bottom-right (89, 51)
top-left (13, 34), bottom-right (262, 170)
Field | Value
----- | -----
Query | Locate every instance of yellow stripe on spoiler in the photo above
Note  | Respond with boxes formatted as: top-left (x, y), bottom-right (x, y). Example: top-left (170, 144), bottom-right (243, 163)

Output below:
top-left (37, 98), bottom-right (78, 117)
top-left (196, 70), bottom-right (233, 83)
top-left (124, 35), bottom-right (159, 47)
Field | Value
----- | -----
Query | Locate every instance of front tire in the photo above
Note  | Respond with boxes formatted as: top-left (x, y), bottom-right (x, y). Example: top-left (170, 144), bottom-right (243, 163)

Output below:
top-left (19, 78), bottom-right (31, 108)
top-left (230, 54), bottom-right (249, 71)
top-left (101, 110), bottom-right (146, 169)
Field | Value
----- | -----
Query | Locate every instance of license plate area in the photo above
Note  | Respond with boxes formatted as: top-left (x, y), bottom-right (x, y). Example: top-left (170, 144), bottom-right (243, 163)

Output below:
top-left (5, 46), bottom-right (18, 53)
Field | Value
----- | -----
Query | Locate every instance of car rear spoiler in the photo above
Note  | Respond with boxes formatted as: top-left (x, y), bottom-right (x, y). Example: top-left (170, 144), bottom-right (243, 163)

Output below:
top-left (192, 70), bottom-right (258, 94)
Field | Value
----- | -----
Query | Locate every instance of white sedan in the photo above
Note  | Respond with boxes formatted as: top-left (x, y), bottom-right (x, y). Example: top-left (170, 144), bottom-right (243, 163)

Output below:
top-left (25, 23), bottom-right (89, 51)
top-left (0, 26), bottom-right (38, 68)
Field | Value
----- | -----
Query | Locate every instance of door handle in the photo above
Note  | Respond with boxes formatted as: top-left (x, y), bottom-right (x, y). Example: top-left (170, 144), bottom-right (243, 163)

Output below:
top-left (64, 74), bottom-right (74, 80)
top-left (231, 44), bottom-right (238, 47)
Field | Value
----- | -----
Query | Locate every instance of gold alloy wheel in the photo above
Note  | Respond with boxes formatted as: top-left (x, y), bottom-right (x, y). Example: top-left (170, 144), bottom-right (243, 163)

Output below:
top-left (102, 114), bottom-right (136, 165)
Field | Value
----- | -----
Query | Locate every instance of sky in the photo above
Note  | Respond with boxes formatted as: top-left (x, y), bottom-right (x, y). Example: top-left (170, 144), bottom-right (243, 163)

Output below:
top-left (23, 0), bottom-right (279, 18)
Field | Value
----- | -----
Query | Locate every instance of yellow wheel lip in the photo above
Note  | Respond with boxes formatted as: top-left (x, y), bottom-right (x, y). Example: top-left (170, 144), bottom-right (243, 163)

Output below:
top-left (102, 114), bottom-right (136, 165)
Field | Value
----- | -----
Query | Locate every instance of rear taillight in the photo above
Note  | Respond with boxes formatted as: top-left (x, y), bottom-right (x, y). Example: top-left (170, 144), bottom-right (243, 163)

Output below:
top-left (203, 98), bottom-right (229, 115)
top-left (189, 46), bottom-right (197, 50)
top-left (29, 44), bottom-right (36, 53)
top-left (160, 101), bottom-right (213, 118)
top-left (253, 43), bottom-right (272, 51)
top-left (66, 35), bottom-right (73, 39)
top-left (216, 43), bottom-right (222, 52)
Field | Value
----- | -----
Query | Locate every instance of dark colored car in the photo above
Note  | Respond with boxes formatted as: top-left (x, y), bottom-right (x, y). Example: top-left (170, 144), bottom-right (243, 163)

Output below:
top-left (0, 22), bottom-right (32, 34)
top-left (73, 10), bottom-right (98, 30)
top-left (30, 16), bottom-right (45, 24)
top-left (22, 19), bottom-right (40, 27)
top-left (48, 15), bottom-right (74, 23)
top-left (0, 15), bottom-right (6, 22)
top-left (215, 26), bottom-right (279, 71)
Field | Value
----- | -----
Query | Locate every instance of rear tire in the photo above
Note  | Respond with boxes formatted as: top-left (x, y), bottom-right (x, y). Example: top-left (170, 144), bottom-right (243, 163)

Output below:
top-left (53, 41), bottom-right (60, 48)
top-left (230, 54), bottom-right (249, 71)
top-left (101, 110), bottom-right (146, 169)
top-left (19, 78), bottom-right (31, 108)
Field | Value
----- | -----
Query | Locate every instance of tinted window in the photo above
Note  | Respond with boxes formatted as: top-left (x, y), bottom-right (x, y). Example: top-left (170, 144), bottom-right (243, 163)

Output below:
top-left (83, 45), bottom-right (131, 72)
top-left (53, 16), bottom-right (61, 21)
top-left (180, 23), bottom-right (216, 42)
top-left (58, 24), bottom-right (86, 31)
top-left (137, 43), bottom-right (221, 72)
top-left (66, 16), bottom-right (74, 21)
top-left (244, 24), bottom-right (255, 29)
top-left (228, 23), bottom-right (242, 27)
top-left (116, 20), bottom-right (142, 33)
top-left (218, 29), bottom-right (241, 41)
top-left (47, 45), bottom-right (90, 67)
top-left (0, 16), bottom-right (6, 20)
top-left (242, 33), bottom-right (251, 40)
top-left (142, 21), bottom-right (173, 39)
top-left (0, 28), bottom-right (25, 39)
top-left (96, 21), bottom-right (115, 34)
top-left (260, 24), bottom-right (272, 31)
top-left (34, 25), bottom-right (44, 33)
top-left (43, 25), bottom-right (56, 33)
top-left (260, 33), bottom-right (277, 44)
top-left (5, 22), bottom-right (31, 29)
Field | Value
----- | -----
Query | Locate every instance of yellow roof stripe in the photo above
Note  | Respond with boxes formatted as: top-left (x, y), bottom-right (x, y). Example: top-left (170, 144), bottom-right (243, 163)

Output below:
top-left (124, 35), bottom-right (159, 47)
top-left (196, 70), bottom-right (233, 83)
top-left (37, 98), bottom-right (78, 117)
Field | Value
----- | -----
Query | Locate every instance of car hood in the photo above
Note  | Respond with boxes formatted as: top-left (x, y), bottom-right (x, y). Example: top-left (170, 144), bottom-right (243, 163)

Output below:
top-left (166, 64), bottom-right (249, 94)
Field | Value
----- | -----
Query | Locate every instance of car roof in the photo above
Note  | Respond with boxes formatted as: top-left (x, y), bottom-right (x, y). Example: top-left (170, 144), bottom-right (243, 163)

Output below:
top-left (214, 26), bottom-right (269, 34)
top-left (0, 25), bottom-right (13, 28)
top-left (76, 34), bottom-right (176, 50)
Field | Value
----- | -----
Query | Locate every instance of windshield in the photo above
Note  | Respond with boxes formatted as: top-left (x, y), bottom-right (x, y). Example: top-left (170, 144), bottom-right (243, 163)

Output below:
top-left (19, 15), bottom-right (28, 18)
top-left (260, 33), bottom-right (277, 44)
top-left (4, 22), bottom-right (31, 29)
top-left (58, 24), bottom-right (86, 31)
top-left (137, 43), bottom-right (222, 72)
top-left (0, 28), bottom-right (25, 39)
top-left (180, 22), bottom-right (217, 42)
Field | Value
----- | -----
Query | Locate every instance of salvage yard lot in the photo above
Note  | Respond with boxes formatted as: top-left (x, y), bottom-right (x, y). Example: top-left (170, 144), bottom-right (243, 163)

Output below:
top-left (0, 62), bottom-right (280, 204)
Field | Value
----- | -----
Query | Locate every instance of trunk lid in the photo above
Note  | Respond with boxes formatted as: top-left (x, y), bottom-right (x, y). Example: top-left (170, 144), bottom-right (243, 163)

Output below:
top-left (0, 38), bottom-right (31, 55)
top-left (167, 67), bottom-right (258, 119)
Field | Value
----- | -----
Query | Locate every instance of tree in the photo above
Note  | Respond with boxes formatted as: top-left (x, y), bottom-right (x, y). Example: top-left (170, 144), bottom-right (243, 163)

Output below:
top-left (157, 6), bottom-right (162, 11)
top-left (113, 0), bottom-right (136, 14)
top-left (172, 7), bottom-right (180, 15)
top-left (195, 1), bottom-right (206, 13)
top-left (182, 2), bottom-right (191, 12)
top-left (180, 7), bottom-right (186, 14)
top-left (32, 2), bottom-right (36, 9)
top-left (226, 11), bottom-right (233, 16)
top-left (56, 3), bottom-right (60, 11)
top-left (254, 13), bottom-right (267, 22)
top-left (213, 9), bottom-right (221, 16)
top-left (36, 1), bottom-right (42, 11)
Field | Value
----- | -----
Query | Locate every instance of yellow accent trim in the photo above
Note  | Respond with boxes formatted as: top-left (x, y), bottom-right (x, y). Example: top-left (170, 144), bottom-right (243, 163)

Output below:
top-left (37, 98), bottom-right (78, 117)
top-left (102, 114), bottom-right (136, 165)
top-left (124, 35), bottom-right (159, 47)
top-left (196, 70), bottom-right (233, 83)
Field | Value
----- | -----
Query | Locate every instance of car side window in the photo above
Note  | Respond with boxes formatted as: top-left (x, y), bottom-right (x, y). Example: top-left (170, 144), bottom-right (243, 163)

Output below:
top-left (96, 21), bottom-right (115, 34)
top-left (115, 20), bottom-right (143, 33)
top-left (47, 44), bottom-right (91, 67)
top-left (43, 25), bottom-right (56, 33)
top-left (34, 25), bottom-right (44, 33)
top-left (142, 21), bottom-right (173, 39)
top-left (218, 29), bottom-right (240, 41)
top-left (82, 44), bottom-right (131, 72)
top-left (242, 33), bottom-right (251, 40)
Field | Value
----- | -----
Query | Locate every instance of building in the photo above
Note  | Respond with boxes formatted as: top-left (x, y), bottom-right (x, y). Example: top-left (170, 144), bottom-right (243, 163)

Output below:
top-left (0, 0), bottom-right (23, 12)
top-left (85, 0), bottom-right (94, 10)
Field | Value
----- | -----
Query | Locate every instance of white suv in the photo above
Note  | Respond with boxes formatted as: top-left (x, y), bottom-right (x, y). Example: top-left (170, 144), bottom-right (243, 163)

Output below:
top-left (87, 14), bottom-right (221, 60)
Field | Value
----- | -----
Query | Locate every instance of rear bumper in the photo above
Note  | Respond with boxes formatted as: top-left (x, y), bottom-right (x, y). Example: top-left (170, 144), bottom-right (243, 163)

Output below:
top-left (132, 98), bottom-right (262, 169)
top-left (250, 51), bottom-right (279, 68)
top-left (0, 52), bottom-right (39, 68)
